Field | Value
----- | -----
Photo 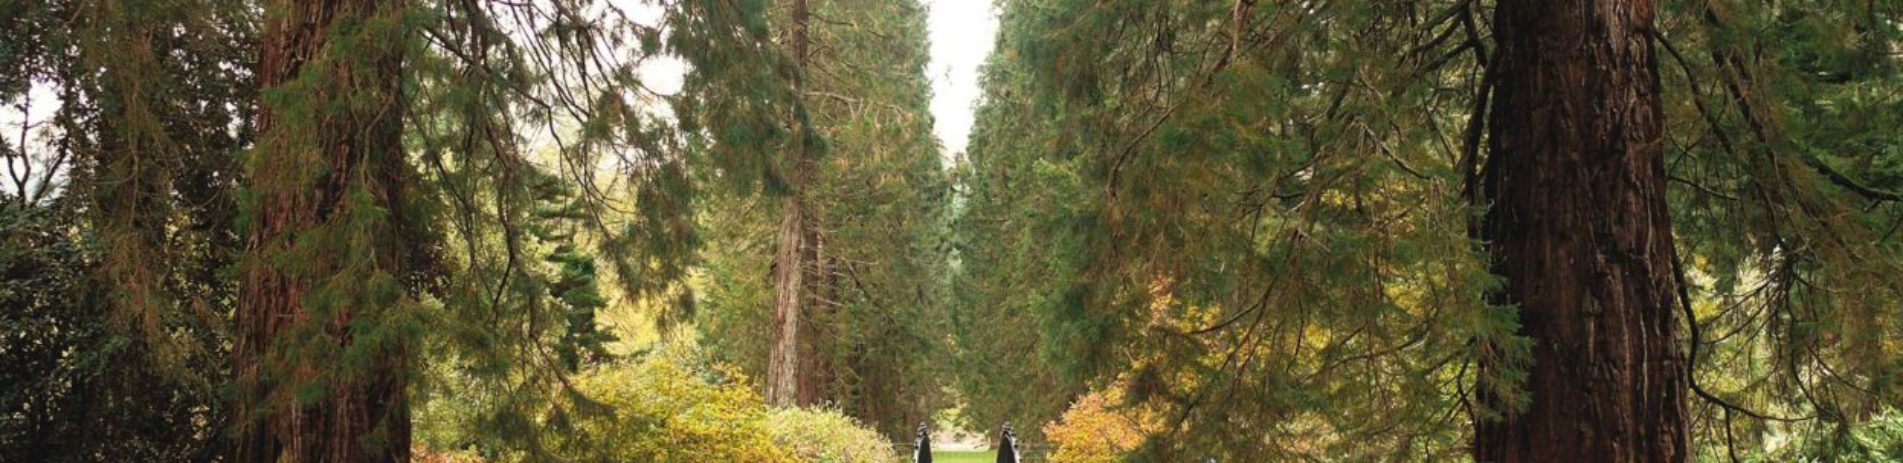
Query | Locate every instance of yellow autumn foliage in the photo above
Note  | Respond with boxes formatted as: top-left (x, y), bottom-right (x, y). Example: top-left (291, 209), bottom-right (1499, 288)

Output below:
top-left (766, 407), bottom-right (902, 463)
top-left (558, 352), bottom-right (796, 463)
top-left (1041, 382), bottom-right (1163, 463)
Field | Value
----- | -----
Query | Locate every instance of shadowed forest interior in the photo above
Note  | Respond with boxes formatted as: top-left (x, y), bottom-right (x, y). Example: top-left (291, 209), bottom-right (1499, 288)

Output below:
top-left (3, 0), bottom-right (1902, 461)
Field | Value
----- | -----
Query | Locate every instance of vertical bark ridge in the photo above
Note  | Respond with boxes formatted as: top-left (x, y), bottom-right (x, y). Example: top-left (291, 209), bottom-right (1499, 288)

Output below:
top-left (234, 0), bottom-right (413, 460)
top-left (1475, 0), bottom-right (1688, 461)
top-left (768, 0), bottom-right (818, 408)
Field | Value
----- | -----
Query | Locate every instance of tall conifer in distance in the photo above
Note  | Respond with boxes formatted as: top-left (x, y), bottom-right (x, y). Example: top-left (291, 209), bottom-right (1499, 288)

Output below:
top-left (699, 0), bottom-right (952, 437)
top-left (766, 0), bottom-right (818, 408)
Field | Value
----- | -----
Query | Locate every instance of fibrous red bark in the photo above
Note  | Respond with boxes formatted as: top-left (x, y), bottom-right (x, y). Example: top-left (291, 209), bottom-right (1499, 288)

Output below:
top-left (233, 0), bottom-right (414, 460)
top-left (768, 0), bottom-right (831, 408)
top-left (1475, 0), bottom-right (1688, 461)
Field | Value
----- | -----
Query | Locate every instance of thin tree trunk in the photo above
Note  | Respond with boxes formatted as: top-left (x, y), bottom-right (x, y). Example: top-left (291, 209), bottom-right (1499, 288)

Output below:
top-left (803, 234), bottom-right (836, 405)
top-left (768, 188), bottom-right (809, 407)
top-left (767, 0), bottom-right (815, 408)
top-left (233, 0), bottom-right (412, 460)
top-left (1475, 0), bottom-right (1687, 461)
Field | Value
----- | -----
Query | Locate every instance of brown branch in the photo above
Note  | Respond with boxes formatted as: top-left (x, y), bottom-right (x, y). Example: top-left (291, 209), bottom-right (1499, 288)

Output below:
top-left (1669, 174), bottom-right (1739, 201)
top-left (1666, 17), bottom-right (1902, 203)
top-left (1803, 158), bottom-right (1903, 202)
top-left (1456, 3), bottom-right (1493, 213)
top-left (1674, 245), bottom-right (1812, 423)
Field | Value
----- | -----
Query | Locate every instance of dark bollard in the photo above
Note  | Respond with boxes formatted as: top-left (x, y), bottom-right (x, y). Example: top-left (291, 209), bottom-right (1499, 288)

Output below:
top-left (994, 423), bottom-right (1019, 463)
top-left (914, 422), bottom-right (932, 463)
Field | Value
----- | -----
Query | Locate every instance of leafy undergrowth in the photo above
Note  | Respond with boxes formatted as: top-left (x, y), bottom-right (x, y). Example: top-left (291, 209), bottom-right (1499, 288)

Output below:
top-left (768, 407), bottom-right (903, 463)
top-left (1041, 380), bottom-right (1162, 463)
top-left (417, 347), bottom-right (898, 462)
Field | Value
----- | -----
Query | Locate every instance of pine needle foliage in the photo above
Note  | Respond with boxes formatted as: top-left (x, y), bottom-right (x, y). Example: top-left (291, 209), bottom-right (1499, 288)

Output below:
top-left (958, 0), bottom-right (1902, 460)
top-left (3, 0), bottom-right (252, 458)
top-left (695, 0), bottom-right (954, 440)
top-left (8, 0), bottom-right (808, 459)
top-left (3, 0), bottom-right (1898, 460)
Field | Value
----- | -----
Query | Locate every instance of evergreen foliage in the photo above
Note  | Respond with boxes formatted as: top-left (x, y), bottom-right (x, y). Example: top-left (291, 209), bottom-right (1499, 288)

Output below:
top-left (3, 0), bottom-right (253, 459)
top-left (954, 0), bottom-right (1902, 460)
top-left (958, 1), bottom-right (1510, 458)
top-left (0, 0), bottom-right (1897, 461)
top-left (0, 205), bottom-right (225, 461)
top-left (694, 0), bottom-right (954, 440)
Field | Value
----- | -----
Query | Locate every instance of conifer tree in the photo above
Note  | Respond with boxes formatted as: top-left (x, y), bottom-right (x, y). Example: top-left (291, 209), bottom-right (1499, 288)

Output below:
top-left (960, 0), bottom-right (1901, 460)
top-left (4, 0), bottom-right (1896, 460)
top-left (234, 0), bottom-right (423, 459)
top-left (3, 0), bottom-right (250, 458)
top-left (700, 0), bottom-right (952, 437)
top-left (1473, 0), bottom-right (1686, 460)
top-left (766, 0), bottom-right (820, 408)
top-left (230, 0), bottom-right (800, 458)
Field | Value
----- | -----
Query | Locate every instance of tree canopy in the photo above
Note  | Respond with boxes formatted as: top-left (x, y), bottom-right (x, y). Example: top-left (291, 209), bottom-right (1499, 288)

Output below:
top-left (2, 0), bottom-right (1899, 462)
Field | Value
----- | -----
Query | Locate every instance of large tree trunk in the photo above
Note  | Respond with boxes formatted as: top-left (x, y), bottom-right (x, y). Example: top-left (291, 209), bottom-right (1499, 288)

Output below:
top-left (767, 0), bottom-right (816, 408)
top-left (1475, 0), bottom-right (1687, 461)
top-left (233, 0), bottom-right (413, 460)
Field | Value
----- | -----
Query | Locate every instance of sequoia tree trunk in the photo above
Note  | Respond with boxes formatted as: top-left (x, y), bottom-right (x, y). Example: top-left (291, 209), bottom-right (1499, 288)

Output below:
top-left (233, 0), bottom-right (414, 461)
top-left (768, 171), bottom-right (813, 407)
top-left (1474, 0), bottom-right (1688, 461)
top-left (767, 0), bottom-right (817, 408)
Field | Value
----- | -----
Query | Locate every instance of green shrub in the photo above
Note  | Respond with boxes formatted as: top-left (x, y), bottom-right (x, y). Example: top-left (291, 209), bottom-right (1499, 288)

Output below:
top-left (766, 407), bottom-right (902, 463)
top-left (1, 206), bottom-right (225, 461)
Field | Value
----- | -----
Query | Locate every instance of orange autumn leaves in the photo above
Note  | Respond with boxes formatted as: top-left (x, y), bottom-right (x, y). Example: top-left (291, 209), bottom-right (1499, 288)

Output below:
top-left (1043, 379), bottom-right (1165, 463)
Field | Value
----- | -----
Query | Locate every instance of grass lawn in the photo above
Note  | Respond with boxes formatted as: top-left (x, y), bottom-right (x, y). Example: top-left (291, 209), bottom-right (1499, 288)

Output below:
top-left (930, 450), bottom-right (995, 463)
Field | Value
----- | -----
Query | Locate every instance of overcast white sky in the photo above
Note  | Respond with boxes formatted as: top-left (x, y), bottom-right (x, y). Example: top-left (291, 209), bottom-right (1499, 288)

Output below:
top-left (639, 0), bottom-right (1000, 161)
top-left (924, 0), bottom-right (1000, 160)
top-left (608, 0), bottom-right (1002, 162)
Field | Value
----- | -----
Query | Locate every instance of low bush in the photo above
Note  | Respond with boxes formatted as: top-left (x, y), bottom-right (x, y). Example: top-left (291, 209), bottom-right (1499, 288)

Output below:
top-left (418, 345), bottom-right (908, 463)
top-left (554, 352), bottom-right (794, 462)
top-left (767, 407), bottom-right (902, 463)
